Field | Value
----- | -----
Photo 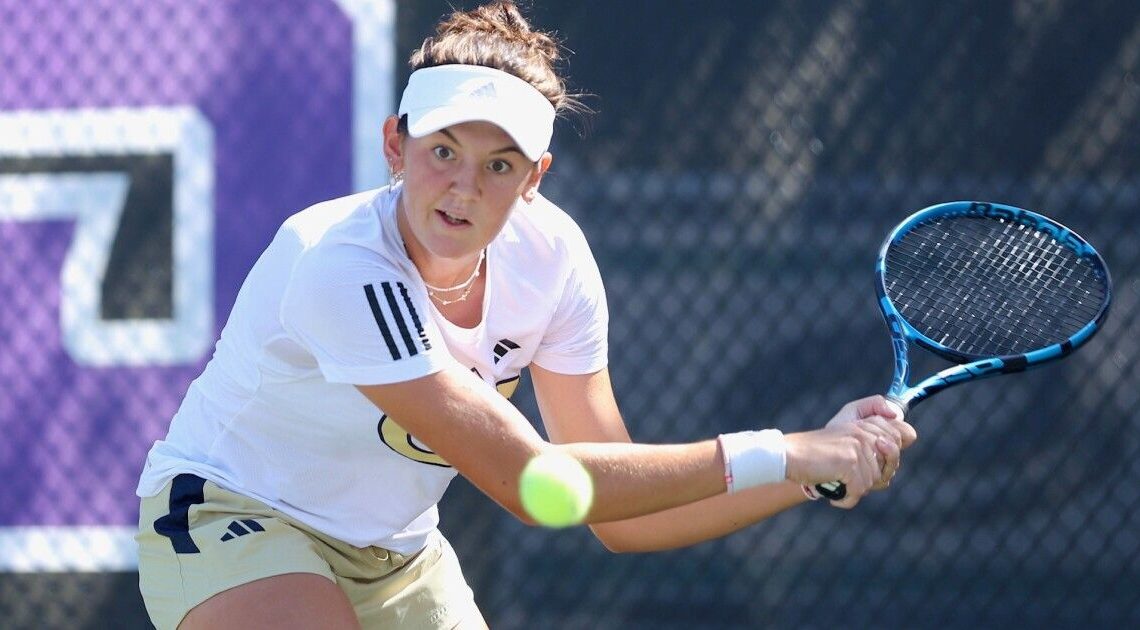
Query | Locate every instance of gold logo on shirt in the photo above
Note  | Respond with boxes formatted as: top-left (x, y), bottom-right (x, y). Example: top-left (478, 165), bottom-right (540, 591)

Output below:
top-left (377, 373), bottom-right (520, 467)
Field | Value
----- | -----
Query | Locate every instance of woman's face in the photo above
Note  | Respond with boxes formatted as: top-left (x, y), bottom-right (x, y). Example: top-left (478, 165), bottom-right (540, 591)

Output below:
top-left (387, 117), bottom-right (550, 261)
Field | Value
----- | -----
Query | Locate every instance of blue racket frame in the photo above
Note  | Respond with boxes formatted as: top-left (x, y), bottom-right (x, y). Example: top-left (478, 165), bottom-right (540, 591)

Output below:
top-left (815, 201), bottom-right (1112, 501)
top-left (880, 201), bottom-right (1112, 411)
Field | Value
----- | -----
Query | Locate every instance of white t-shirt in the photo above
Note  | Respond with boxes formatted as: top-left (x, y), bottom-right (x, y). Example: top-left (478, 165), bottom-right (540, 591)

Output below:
top-left (136, 185), bottom-right (609, 553)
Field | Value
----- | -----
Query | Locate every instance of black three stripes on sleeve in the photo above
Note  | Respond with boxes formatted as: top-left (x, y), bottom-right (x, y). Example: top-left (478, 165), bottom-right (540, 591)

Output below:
top-left (364, 282), bottom-right (433, 360)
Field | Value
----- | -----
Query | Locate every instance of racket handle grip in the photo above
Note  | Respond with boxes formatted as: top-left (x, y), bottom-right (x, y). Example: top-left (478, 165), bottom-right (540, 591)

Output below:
top-left (813, 480), bottom-right (846, 501)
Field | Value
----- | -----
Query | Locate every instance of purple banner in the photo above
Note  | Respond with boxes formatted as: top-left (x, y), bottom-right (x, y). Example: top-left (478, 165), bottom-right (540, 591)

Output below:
top-left (0, 0), bottom-right (393, 570)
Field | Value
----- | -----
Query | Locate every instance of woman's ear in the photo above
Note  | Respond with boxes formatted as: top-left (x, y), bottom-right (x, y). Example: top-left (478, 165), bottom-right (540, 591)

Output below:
top-left (381, 115), bottom-right (404, 174)
top-left (521, 152), bottom-right (553, 203)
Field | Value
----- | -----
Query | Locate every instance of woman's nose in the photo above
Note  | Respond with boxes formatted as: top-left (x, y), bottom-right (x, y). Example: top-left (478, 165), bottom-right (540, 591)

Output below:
top-left (449, 163), bottom-right (480, 199)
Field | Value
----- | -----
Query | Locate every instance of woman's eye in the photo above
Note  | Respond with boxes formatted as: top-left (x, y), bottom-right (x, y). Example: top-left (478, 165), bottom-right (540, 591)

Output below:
top-left (432, 146), bottom-right (454, 160)
top-left (488, 159), bottom-right (512, 174)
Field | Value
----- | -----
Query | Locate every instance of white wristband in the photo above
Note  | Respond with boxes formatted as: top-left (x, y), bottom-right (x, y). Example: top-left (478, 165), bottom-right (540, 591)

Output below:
top-left (717, 429), bottom-right (787, 493)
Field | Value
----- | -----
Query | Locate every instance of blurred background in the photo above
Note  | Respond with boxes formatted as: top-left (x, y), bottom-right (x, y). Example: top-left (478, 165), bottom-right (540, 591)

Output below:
top-left (1, 0), bottom-right (1138, 628)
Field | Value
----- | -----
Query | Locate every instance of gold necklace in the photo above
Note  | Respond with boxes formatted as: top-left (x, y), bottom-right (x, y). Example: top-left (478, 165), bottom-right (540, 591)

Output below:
top-left (424, 249), bottom-right (485, 306)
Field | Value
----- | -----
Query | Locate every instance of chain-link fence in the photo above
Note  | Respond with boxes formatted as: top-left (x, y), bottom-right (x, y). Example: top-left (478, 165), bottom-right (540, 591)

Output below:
top-left (431, 1), bottom-right (1140, 628)
top-left (2, 1), bottom-right (1138, 628)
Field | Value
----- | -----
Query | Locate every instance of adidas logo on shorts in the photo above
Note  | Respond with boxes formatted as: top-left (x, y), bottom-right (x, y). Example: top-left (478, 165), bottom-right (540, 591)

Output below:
top-left (220, 519), bottom-right (265, 542)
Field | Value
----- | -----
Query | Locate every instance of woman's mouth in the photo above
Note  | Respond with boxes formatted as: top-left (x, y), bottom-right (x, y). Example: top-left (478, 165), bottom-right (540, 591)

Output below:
top-left (437, 209), bottom-right (470, 226)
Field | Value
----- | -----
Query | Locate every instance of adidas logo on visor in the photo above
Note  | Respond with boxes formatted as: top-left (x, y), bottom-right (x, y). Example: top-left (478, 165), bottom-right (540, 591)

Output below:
top-left (467, 81), bottom-right (497, 99)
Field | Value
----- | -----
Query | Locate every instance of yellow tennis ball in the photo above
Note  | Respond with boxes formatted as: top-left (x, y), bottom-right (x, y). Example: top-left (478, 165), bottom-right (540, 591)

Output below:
top-left (519, 452), bottom-right (594, 528)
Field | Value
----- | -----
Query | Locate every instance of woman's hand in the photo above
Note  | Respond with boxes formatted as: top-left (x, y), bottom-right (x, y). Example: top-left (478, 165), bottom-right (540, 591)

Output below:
top-left (784, 396), bottom-right (916, 508)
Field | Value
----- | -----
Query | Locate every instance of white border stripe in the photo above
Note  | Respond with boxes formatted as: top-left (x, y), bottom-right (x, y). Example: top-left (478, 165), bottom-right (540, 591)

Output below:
top-left (0, 527), bottom-right (138, 572)
top-left (335, 0), bottom-right (397, 192)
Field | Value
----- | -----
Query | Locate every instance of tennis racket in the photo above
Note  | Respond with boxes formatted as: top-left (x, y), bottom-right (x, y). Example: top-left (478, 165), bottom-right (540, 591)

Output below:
top-left (815, 201), bottom-right (1112, 501)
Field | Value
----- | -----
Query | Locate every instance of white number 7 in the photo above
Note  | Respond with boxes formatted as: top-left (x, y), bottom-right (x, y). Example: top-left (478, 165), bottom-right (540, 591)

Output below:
top-left (0, 108), bottom-right (215, 366)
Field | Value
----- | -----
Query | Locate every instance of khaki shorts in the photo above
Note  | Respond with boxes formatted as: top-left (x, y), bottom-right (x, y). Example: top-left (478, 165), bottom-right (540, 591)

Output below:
top-left (137, 474), bottom-right (480, 629)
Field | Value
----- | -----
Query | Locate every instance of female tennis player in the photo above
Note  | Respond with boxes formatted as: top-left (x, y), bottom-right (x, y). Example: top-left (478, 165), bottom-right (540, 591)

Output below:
top-left (135, 2), bottom-right (916, 628)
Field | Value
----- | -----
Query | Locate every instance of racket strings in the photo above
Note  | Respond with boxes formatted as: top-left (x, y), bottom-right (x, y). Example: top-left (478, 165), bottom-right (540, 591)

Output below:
top-left (897, 232), bottom-right (1095, 354)
top-left (885, 216), bottom-right (1107, 357)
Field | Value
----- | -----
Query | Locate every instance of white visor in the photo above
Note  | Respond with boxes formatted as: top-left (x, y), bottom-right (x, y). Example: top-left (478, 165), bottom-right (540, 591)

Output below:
top-left (398, 64), bottom-right (556, 162)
